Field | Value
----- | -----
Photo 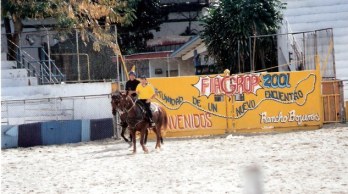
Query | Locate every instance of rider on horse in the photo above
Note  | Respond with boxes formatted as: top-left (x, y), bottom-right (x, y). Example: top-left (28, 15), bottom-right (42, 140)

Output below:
top-left (125, 71), bottom-right (140, 99)
top-left (136, 75), bottom-right (156, 127)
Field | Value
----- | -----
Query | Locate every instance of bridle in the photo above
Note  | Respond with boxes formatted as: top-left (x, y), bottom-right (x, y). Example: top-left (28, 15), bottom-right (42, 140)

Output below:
top-left (120, 95), bottom-right (136, 113)
top-left (123, 95), bottom-right (149, 129)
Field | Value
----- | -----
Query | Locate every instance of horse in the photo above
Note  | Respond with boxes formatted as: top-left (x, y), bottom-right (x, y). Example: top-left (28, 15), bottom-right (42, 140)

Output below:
top-left (111, 92), bottom-right (168, 153)
top-left (111, 93), bottom-right (165, 145)
top-left (112, 94), bottom-right (151, 145)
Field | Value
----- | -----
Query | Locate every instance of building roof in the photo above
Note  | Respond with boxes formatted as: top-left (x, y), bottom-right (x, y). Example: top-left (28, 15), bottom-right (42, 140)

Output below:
top-left (170, 36), bottom-right (207, 60)
top-left (123, 51), bottom-right (172, 61)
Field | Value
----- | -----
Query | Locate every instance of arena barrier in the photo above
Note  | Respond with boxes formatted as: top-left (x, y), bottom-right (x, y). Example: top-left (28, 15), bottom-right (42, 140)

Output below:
top-left (149, 68), bottom-right (323, 137)
top-left (1, 118), bottom-right (114, 149)
top-left (2, 69), bottom-right (323, 149)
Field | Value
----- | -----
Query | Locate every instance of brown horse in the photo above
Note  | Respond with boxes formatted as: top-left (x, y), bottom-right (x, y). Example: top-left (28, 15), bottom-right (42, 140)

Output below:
top-left (112, 94), bottom-right (153, 145)
top-left (111, 92), bottom-right (168, 153)
top-left (111, 95), bottom-right (132, 143)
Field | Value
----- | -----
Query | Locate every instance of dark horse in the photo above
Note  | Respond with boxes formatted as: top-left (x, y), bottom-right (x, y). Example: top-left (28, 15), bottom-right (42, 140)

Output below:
top-left (112, 95), bottom-right (152, 144)
top-left (111, 92), bottom-right (168, 153)
top-left (112, 106), bottom-right (132, 143)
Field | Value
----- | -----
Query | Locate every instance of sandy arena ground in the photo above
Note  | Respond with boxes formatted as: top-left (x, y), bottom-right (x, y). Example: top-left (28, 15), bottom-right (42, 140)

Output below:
top-left (2, 124), bottom-right (348, 194)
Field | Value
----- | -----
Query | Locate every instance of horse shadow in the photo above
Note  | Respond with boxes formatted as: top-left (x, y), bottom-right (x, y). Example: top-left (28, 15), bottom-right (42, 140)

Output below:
top-left (93, 152), bottom-right (135, 159)
top-left (87, 147), bottom-right (124, 154)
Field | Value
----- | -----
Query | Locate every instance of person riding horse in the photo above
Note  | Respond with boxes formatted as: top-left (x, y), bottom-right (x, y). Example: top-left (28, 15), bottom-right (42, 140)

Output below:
top-left (125, 71), bottom-right (140, 100)
top-left (111, 91), bottom-right (167, 153)
top-left (136, 75), bottom-right (156, 127)
top-left (117, 71), bottom-right (139, 141)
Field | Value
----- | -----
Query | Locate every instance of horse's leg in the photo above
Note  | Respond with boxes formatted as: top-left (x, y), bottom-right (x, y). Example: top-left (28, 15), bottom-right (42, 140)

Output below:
top-left (140, 127), bottom-right (149, 153)
top-left (131, 128), bottom-right (136, 154)
top-left (121, 126), bottom-right (129, 142)
top-left (144, 128), bottom-right (149, 145)
top-left (126, 128), bottom-right (133, 148)
top-left (154, 126), bottom-right (161, 149)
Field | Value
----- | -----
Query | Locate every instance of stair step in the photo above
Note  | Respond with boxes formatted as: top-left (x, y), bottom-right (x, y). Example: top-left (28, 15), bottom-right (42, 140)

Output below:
top-left (1, 53), bottom-right (7, 61)
top-left (1, 69), bottom-right (28, 79)
top-left (1, 77), bottom-right (38, 87)
top-left (1, 61), bottom-right (17, 70)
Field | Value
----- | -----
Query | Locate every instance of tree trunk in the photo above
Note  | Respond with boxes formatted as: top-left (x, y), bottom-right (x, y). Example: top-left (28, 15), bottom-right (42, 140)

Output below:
top-left (4, 17), bottom-right (15, 60)
top-left (4, 15), bottom-right (23, 61)
top-left (13, 14), bottom-right (23, 49)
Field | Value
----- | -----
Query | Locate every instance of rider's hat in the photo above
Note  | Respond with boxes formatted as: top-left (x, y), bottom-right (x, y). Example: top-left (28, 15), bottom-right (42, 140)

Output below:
top-left (140, 75), bottom-right (147, 79)
top-left (129, 71), bottom-right (136, 76)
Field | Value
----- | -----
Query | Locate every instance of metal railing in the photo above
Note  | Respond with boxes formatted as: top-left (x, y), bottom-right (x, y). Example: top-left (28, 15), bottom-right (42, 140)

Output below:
top-left (250, 28), bottom-right (336, 79)
top-left (2, 34), bottom-right (65, 84)
top-left (18, 44), bottom-right (65, 84)
top-left (40, 49), bottom-right (65, 84)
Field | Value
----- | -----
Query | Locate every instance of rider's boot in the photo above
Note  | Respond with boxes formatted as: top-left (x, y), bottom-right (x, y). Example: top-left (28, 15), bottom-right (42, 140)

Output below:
top-left (149, 117), bottom-right (155, 127)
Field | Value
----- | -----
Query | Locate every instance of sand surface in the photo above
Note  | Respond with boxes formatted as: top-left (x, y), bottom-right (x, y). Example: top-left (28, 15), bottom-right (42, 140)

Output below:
top-left (2, 125), bottom-right (348, 193)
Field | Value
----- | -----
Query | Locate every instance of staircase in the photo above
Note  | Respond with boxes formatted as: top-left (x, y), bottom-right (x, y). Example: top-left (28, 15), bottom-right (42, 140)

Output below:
top-left (1, 53), bottom-right (38, 87)
top-left (1, 37), bottom-right (66, 125)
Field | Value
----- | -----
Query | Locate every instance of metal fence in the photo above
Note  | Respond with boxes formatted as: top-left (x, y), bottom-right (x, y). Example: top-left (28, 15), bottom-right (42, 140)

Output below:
top-left (1, 27), bottom-right (122, 84)
top-left (251, 26), bottom-right (336, 79)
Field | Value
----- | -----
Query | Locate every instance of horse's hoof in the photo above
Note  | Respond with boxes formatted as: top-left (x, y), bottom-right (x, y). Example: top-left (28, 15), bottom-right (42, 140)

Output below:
top-left (143, 147), bottom-right (149, 153)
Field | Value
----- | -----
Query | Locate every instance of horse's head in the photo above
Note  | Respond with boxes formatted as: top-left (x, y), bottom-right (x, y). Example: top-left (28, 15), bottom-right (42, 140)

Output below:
top-left (111, 91), bottom-right (123, 114)
top-left (118, 92), bottom-right (134, 112)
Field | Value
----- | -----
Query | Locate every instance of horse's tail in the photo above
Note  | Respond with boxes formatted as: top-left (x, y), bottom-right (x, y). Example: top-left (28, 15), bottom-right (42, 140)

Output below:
top-left (158, 106), bottom-right (168, 144)
top-left (159, 106), bottom-right (168, 131)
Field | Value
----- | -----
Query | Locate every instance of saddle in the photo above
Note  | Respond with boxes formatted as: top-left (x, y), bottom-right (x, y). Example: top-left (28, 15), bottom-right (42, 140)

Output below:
top-left (136, 101), bottom-right (158, 113)
top-left (135, 101), bottom-right (144, 113)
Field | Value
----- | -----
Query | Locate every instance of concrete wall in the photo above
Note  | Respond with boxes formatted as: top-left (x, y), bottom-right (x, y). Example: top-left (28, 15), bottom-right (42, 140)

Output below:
top-left (179, 59), bottom-right (196, 76)
top-left (1, 82), bottom-right (113, 125)
top-left (2, 82), bottom-right (111, 100)
top-left (147, 58), bottom-right (195, 78)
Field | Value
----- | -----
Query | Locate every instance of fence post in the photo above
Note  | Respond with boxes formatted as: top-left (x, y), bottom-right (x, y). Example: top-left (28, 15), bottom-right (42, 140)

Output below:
top-left (112, 111), bottom-right (120, 139)
top-left (303, 32), bottom-right (306, 69)
top-left (339, 81), bottom-right (346, 123)
top-left (330, 29), bottom-right (337, 78)
top-left (249, 37), bottom-right (252, 72)
top-left (75, 29), bottom-right (81, 81)
top-left (46, 29), bottom-right (52, 83)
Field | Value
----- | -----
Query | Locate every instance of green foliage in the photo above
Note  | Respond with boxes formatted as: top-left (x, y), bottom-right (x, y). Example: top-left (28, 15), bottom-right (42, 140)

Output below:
top-left (201, 0), bottom-right (286, 72)
top-left (1, 0), bottom-right (137, 54)
top-left (117, 0), bottom-right (167, 55)
top-left (1, 0), bottom-right (55, 19)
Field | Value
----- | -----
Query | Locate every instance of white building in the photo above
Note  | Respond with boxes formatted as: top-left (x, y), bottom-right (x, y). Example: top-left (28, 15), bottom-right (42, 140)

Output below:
top-left (282, 0), bottom-right (348, 98)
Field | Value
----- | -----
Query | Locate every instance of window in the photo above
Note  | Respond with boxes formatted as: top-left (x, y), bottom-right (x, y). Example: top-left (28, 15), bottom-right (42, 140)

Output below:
top-left (214, 95), bottom-right (224, 102)
top-left (234, 94), bottom-right (245, 101)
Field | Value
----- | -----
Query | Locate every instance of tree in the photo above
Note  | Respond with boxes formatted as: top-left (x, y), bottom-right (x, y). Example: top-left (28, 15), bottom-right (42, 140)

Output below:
top-left (200, 0), bottom-right (285, 73)
top-left (117, 0), bottom-right (166, 55)
top-left (1, 0), bottom-right (136, 60)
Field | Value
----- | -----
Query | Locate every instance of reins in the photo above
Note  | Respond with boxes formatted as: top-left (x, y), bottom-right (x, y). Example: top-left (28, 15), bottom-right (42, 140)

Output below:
top-left (124, 97), bottom-right (137, 113)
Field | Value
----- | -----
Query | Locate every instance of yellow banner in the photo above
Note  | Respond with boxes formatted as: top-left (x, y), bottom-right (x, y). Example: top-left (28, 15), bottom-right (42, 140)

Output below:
top-left (149, 69), bottom-right (323, 136)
